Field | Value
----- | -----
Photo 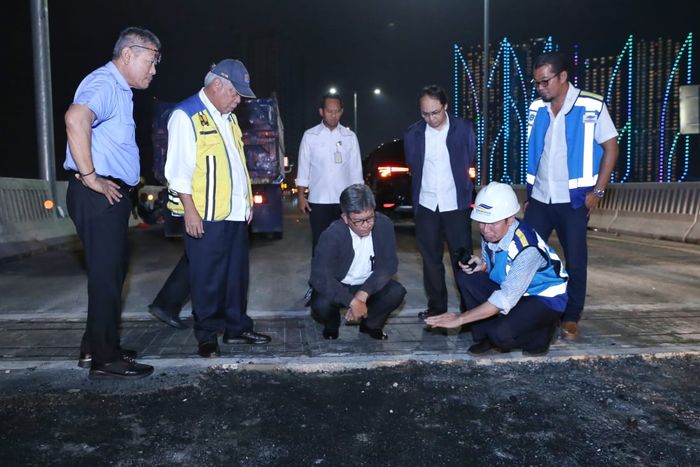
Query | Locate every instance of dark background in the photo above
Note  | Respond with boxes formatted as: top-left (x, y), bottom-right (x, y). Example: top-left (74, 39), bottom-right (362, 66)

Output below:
top-left (2, 0), bottom-right (697, 183)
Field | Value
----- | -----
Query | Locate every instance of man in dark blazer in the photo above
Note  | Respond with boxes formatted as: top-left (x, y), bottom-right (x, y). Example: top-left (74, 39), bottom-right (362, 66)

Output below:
top-left (309, 184), bottom-right (406, 340)
top-left (404, 85), bottom-right (476, 320)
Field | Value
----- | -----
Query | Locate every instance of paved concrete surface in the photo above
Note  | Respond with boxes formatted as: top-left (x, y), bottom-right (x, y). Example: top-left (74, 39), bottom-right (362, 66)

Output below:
top-left (0, 201), bottom-right (699, 372)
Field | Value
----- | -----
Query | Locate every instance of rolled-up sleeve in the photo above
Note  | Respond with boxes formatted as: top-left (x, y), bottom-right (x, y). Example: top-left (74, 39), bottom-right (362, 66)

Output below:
top-left (164, 109), bottom-right (197, 194)
top-left (295, 132), bottom-right (311, 187)
top-left (487, 247), bottom-right (546, 314)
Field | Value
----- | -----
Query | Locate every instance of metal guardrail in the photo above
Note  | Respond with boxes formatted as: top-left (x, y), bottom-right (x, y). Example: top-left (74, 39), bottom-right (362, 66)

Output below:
top-left (0, 178), bottom-right (58, 223)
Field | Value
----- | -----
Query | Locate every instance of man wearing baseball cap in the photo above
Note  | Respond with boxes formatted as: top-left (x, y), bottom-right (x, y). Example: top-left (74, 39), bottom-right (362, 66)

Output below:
top-left (426, 182), bottom-right (568, 356)
top-left (165, 58), bottom-right (271, 358)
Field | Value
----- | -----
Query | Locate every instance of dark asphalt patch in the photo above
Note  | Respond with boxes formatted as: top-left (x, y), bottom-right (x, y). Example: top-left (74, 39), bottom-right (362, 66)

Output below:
top-left (1, 355), bottom-right (698, 466)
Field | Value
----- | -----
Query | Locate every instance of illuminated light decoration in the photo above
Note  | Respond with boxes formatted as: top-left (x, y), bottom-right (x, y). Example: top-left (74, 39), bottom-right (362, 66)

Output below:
top-left (486, 38), bottom-right (529, 183)
top-left (658, 33), bottom-right (693, 182)
top-left (454, 43), bottom-right (483, 184)
top-left (605, 35), bottom-right (634, 183)
top-left (377, 166), bottom-right (410, 178)
top-left (666, 132), bottom-right (682, 181)
top-left (146, 193), bottom-right (155, 201)
top-left (43, 199), bottom-right (54, 210)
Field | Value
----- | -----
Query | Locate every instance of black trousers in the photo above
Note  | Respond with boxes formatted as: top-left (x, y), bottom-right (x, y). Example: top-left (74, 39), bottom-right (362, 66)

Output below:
top-left (457, 271), bottom-right (560, 352)
top-left (151, 254), bottom-right (190, 316)
top-left (66, 177), bottom-right (131, 364)
top-left (308, 203), bottom-right (342, 256)
top-left (185, 220), bottom-right (253, 343)
top-left (414, 205), bottom-right (472, 313)
top-left (524, 198), bottom-right (589, 322)
top-left (310, 280), bottom-right (406, 332)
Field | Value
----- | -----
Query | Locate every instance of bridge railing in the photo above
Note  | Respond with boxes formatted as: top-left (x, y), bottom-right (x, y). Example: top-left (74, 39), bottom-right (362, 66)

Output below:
top-left (512, 182), bottom-right (700, 243)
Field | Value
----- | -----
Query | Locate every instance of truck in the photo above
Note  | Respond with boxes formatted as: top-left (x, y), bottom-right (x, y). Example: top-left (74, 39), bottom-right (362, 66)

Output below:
top-left (151, 96), bottom-right (288, 238)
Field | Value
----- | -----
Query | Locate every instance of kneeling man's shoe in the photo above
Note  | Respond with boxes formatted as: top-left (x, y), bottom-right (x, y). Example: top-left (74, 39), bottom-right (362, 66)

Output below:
top-left (522, 346), bottom-right (550, 357)
top-left (223, 331), bottom-right (271, 345)
top-left (417, 309), bottom-right (441, 320)
top-left (359, 323), bottom-right (388, 340)
top-left (322, 328), bottom-right (339, 340)
top-left (468, 340), bottom-right (494, 355)
top-left (89, 360), bottom-right (154, 380)
top-left (561, 321), bottom-right (580, 339)
top-left (197, 340), bottom-right (220, 358)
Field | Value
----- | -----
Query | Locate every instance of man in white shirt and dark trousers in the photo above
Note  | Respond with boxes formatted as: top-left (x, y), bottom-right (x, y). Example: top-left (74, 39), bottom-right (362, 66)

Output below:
top-left (296, 94), bottom-right (363, 251)
top-left (404, 85), bottom-right (477, 320)
top-left (525, 52), bottom-right (619, 338)
top-left (309, 184), bottom-right (406, 340)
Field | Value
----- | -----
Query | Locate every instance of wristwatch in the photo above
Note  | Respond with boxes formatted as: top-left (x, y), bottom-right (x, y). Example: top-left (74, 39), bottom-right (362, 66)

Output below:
top-left (592, 188), bottom-right (605, 198)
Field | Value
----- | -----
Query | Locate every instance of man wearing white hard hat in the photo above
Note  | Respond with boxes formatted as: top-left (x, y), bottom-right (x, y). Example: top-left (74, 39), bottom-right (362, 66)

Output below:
top-left (426, 182), bottom-right (568, 356)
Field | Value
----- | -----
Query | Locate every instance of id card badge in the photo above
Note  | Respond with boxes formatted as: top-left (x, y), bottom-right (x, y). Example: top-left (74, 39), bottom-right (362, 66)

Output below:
top-left (334, 141), bottom-right (343, 164)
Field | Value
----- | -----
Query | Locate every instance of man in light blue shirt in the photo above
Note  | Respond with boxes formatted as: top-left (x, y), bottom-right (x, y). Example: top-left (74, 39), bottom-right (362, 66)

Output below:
top-left (64, 27), bottom-right (161, 379)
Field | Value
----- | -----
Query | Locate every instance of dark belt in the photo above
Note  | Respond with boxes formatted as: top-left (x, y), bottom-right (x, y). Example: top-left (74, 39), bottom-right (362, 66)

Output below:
top-left (70, 171), bottom-right (136, 193)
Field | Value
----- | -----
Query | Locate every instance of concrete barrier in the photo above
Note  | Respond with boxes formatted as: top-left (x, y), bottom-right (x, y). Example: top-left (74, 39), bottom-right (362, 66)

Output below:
top-left (507, 182), bottom-right (700, 244)
top-left (0, 177), bottom-right (75, 260)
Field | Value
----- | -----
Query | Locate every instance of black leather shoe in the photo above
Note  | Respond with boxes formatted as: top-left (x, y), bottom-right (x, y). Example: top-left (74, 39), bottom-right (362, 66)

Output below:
top-left (468, 340), bottom-right (494, 355)
top-left (223, 331), bottom-right (271, 345)
top-left (198, 340), bottom-right (220, 358)
top-left (148, 304), bottom-right (187, 329)
top-left (88, 359), bottom-right (154, 380)
top-left (322, 328), bottom-right (339, 340)
top-left (417, 309), bottom-right (442, 320)
top-left (359, 323), bottom-right (388, 340)
top-left (78, 348), bottom-right (137, 369)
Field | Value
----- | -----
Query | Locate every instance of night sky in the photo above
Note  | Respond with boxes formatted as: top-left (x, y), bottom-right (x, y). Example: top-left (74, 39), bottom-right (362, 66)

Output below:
top-left (2, 0), bottom-right (696, 182)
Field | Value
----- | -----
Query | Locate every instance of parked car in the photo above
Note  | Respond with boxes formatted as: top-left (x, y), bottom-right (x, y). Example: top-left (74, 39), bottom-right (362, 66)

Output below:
top-left (364, 139), bottom-right (477, 218)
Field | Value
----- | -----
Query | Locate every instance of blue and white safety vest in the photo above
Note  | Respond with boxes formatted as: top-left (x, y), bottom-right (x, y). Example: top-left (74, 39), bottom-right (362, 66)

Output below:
top-left (526, 90), bottom-right (605, 208)
top-left (486, 221), bottom-right (569, 312)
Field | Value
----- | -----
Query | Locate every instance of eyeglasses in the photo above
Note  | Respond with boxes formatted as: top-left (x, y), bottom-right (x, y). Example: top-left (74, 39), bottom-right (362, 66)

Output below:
top-left (530, 72), bottom-right (560, 88)
top-left (421, 108), bottom-right (443, 119)
top-left (129, 45), bottom-right (161, 65)
top-left (348, 214), bottom-right (375, 227)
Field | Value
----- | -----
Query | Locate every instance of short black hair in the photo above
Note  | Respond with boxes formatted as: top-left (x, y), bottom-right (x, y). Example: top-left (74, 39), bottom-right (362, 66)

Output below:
top-left (340, 184), bottom-right (376, 214)
top-left (419, 85), bottom-right (448, 106)
top-left (320, 93), bottom-right (343, 109)
top-left (533, 52), bottom-right (570, 75)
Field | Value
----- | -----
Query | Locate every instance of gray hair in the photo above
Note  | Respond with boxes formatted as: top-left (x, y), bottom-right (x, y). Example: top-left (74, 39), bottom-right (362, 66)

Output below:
top-left (204, 71), bottom-right (232, 89)
top-left (340, 184), bottom-right (376, 214)
top-left (112, 27), bottom-right (161, 59)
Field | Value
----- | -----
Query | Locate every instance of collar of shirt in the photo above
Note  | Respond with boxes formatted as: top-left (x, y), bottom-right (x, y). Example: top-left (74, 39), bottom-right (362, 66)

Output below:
top-left (106, 61), bottom-right (132, 93)
top-left (425, 114), bottom-right (450, 135)
top-left (310, 121), bottom-right (353, 137)
top-left (198, 88), bottom-right (231, 121)
top-left (544, 82), bottom-right (579, 116)
top-left (485, 219), bottom-right (519, 253)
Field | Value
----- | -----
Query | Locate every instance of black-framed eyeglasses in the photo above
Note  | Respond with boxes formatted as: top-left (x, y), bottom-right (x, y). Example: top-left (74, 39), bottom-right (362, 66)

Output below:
top-left (129, 45), bottom-right (162, 65)
top-left (421, 108), bottom-right (444, 119)
top-left (530, 72), bottom-right (560, 88)
top-left (349, 214), bottom-right (375, 227)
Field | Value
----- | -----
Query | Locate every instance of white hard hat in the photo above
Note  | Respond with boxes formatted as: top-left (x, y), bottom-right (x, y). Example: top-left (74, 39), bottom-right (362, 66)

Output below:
top-left (471, 182), bottom-right (520, 223)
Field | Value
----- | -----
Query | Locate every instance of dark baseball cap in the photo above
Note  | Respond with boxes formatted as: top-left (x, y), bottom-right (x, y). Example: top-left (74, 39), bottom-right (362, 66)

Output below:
top-left (210, 59), bottom-right (256, 98)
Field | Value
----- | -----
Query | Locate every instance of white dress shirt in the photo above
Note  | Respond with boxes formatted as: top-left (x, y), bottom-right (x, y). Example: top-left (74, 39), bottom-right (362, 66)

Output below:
top-left (419, 115), bottom-right (458, 212)
top-left (165, 89), bottom-right (250, 221)
top-left (531, 84), bottom-right (619, 204)
top-left (295, 122), bottom-right (363, 204)
top-left (342, 229), bottom-right (375, 286)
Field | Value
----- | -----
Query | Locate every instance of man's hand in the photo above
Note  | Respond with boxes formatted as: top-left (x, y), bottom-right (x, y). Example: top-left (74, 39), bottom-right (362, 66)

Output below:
top-left (458, 255), bottom-right (484, 275)
top-left (247, 207), bottom-right (254, 225)
top-left (425, 312), bottom-right (464, 329)
top-left (76, 173), bottom-right (122, 205)
top-left (297, 186), bottom-right (311, 214)
top-left (346, 293), bottom-right (368, 322)
top-left (584, 191), bottom-right (601, 211)
top-left (184, 209), bottom-right (204, 238)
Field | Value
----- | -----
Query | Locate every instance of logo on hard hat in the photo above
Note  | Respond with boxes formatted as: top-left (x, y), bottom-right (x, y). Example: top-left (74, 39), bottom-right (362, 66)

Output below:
top-left (475, 203), bottom-right (493, 217)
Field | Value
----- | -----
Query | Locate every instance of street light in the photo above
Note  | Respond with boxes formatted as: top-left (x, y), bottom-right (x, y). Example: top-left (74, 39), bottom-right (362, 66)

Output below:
top-left (327, 87), bottom-right (382, 136)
